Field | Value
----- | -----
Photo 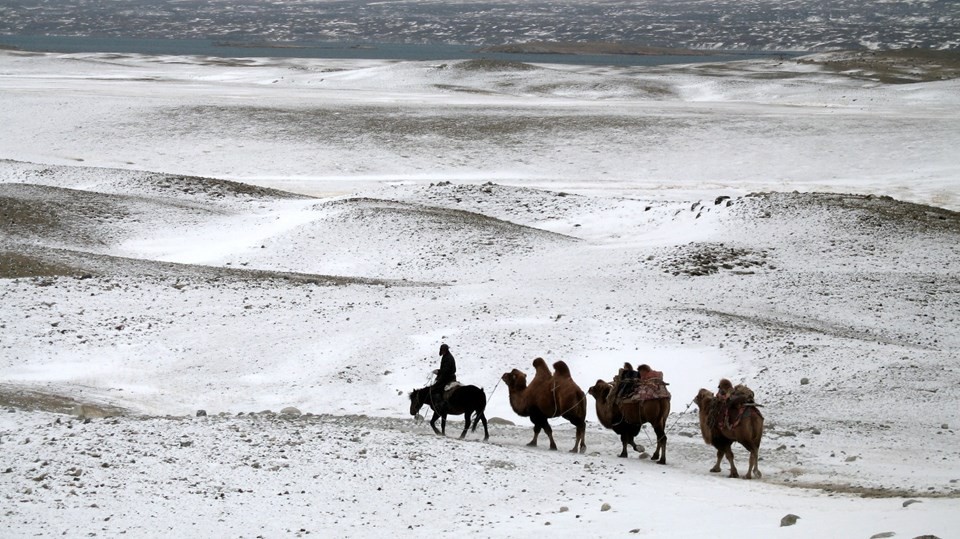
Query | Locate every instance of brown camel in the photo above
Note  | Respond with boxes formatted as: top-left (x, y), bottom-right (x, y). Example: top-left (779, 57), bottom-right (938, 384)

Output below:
top-left (501, 357), bottom-right (587, 453)
top-left (693, 388), bottom-right (764, 479)
top-left (589, 380), bottom-right (670, 464)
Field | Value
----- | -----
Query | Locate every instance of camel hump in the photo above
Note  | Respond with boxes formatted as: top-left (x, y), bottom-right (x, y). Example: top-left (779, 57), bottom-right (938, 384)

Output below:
top-left (552, 361), bottom-right (572, 378)
top-left (532, 357), bottom-right (551, 377)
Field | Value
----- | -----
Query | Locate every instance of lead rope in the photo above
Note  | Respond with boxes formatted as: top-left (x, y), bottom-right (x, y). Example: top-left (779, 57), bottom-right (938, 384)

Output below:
top-left (552, 380), bottom-right (588, 416)
top-left (640, 398), bottom-right (695, 445)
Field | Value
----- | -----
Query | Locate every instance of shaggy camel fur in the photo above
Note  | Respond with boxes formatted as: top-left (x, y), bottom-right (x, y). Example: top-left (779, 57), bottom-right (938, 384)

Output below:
top-left (694, 388), bottom-right (764, 479)
top-left (501, 357), bottom-right (587, 453)
top-left (589, 380), bottom-right (670, 464)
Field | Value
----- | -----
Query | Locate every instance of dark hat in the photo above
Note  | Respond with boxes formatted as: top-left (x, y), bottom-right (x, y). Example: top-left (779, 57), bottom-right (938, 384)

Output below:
top-left (439, 343), bottom-right (449, 353)
top-left (718, 378), bottom-right (733, 391)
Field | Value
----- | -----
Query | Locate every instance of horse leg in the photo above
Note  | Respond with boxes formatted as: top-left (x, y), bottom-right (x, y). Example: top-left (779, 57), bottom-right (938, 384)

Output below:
top-left (459, 412), bottom-right (470, 439)
top-left (479, 414), bottom-right (489, 442)
top-left (429, 411), bottom-right (442, 435)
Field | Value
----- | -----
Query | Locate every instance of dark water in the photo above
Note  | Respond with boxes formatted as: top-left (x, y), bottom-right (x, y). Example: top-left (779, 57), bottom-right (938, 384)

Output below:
top-left (0, 35), bottom-right (792, 66)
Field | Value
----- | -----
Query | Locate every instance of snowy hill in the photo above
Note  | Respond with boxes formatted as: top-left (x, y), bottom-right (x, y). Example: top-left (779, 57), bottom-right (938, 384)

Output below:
top-left (1, 50), bottom-right (958, 537)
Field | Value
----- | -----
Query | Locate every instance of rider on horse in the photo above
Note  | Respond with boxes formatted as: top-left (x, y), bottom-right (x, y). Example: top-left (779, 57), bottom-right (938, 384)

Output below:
top-left (431, 343), bottom-right (457, 414)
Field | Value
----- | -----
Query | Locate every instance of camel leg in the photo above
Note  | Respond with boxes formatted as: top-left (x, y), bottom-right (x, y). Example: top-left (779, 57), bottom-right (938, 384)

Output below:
top-left (543, 421), bottom-right (558, 451)
top-left (725, 447), bottom-right (739, 478)
top-left (562, 412), bottom-right (585, 453)
top-left (574, 421), bottom-right (586, 454)
top-left (618, 435), bottom-right (630, 458)
top-left (751, 449), bottom-right (762, 479)
top-left (459, 412), bottom-right (470, 439)
top-left (652, 424), bottom-right (667, 465)
top-left (744, 445), bottom-right (761, 479)
top-left (527, 422), bottom-right (541, 447)
top-left (710, 448), bottom-right (724, 473)
top-left (440, 414), bottom-right (447, 436)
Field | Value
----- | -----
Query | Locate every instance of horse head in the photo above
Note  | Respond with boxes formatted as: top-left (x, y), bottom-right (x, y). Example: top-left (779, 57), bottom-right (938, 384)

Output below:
top-left (408, 387), bottom-right (425, 416)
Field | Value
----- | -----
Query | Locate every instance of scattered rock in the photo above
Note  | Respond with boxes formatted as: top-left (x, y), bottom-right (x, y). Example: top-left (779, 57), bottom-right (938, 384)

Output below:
top-left (196, 409), bottom-right (207, 417)
top-left (845, 456), bottom-right (859, 462)
top-left (559, 506), bottom-right (569, 513)
top-left (870, 533), bottom-right (895, 539)
top-left (601, 503), bottom-right (611, 512)
top-left (780, 514), bottom-right (800, 527)
top-left (800, 377), bottom-right (810, 385)
top-left (941, 424), bottom-right (949, 429)
top-left (902, 499), bottom-right (922, 507)
top-left (73, 404), bottom-right (110, 420)
top-left (280, 407), bottom-right (302, 417)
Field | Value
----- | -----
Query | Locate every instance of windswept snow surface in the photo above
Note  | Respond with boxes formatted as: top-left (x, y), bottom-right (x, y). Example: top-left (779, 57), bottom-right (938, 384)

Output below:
top-left (1, 50), bottom-right (959, 537)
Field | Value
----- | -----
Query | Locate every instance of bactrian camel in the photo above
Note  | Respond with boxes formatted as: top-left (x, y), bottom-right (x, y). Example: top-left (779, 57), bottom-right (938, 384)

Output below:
top-left (501, 357), bottom-right (587, 453)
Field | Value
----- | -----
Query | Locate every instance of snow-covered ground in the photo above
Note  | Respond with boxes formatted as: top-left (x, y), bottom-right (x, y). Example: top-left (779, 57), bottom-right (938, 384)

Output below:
top-left (1, 50), bottom-right (958, 537)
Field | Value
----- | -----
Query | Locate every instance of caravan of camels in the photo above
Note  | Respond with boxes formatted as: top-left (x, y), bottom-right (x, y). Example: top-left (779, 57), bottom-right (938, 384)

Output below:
top-left (409, 346), bottom-right (766, 479)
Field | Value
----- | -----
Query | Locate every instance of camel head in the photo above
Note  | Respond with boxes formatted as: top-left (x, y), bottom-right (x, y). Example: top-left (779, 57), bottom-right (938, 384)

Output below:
top-left (501, 369), bottom-right (527, 391)
top-left (588, 380), bottom-right (612, 400)
top-left (693, 388), bottom-right (715, 410)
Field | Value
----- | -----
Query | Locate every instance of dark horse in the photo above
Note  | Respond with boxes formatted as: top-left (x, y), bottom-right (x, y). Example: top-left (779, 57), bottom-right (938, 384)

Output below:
top-left (409, 384), bottom-right (489, 441)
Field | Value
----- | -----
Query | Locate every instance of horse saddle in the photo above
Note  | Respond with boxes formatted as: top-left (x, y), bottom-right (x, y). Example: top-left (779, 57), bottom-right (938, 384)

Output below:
top-left (442, 381), bottom-right (460, 399)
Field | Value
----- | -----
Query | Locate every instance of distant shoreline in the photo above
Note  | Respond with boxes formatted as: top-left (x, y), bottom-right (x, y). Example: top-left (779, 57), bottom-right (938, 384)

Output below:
top-left (476, 41), bottom-right (727, 57)
top-left (0, 35), bottom-right (788, 66)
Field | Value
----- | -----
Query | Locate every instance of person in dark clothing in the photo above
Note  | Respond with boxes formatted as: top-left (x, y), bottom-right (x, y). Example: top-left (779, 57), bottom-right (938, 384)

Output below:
top-left (431, 343), bottom-right (457, 413)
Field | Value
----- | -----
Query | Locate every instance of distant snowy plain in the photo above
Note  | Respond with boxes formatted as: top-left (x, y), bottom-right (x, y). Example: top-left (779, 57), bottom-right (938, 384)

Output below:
top-left (1, 50), bottom-right (958, 537)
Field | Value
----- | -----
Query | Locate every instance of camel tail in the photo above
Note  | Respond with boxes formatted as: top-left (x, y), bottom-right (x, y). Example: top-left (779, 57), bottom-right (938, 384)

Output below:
top-left (552, 361), bottom-right (572, 378)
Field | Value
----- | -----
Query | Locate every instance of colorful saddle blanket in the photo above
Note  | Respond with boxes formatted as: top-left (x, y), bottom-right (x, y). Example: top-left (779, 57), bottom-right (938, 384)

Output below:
top-left (623, 380), bottom-right (671, 402)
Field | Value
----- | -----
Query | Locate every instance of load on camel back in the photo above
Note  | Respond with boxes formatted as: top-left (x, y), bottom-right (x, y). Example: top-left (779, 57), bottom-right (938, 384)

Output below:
top-left (590, 361), bottom-right (672, 464)
top-left (709, 379), bottom-right (763, 431)
top-left (613, 363), bottom-right (672, 403)
top-left (693, 379), bottom-right (765, 479)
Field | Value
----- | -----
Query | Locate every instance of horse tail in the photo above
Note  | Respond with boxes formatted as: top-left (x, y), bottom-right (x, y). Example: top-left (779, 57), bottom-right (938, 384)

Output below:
top-left (471, 386), bottom-right (487, 432)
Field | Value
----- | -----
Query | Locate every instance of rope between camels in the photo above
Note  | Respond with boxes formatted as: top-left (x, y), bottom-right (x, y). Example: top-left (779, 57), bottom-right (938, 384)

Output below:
top-left (640, 399), bottom-right (695, 444)
top-left (552, 380), bottom-right (588, 417)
